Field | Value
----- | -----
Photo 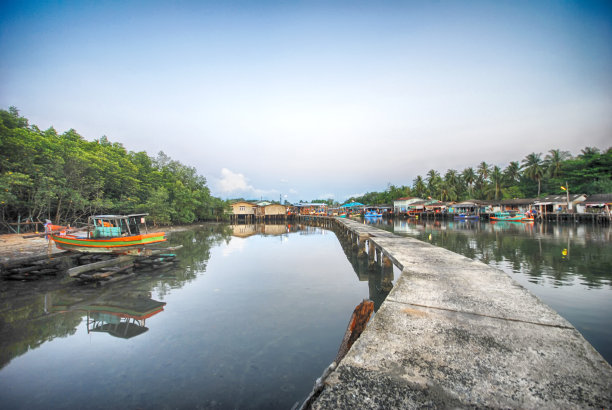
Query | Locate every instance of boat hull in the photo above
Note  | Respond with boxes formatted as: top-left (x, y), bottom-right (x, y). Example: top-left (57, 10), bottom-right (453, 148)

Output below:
top-left (50, 232), bottom-right (166, 254)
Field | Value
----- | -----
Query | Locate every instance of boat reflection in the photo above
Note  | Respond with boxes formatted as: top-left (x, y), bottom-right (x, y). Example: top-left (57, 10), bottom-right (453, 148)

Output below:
top-left (85, 297), bottom-right (165, 339)
top-left (49, 290), bottom-right (166, 339)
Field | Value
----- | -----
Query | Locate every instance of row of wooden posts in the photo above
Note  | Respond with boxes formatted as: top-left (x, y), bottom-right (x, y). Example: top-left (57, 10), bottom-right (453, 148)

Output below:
top-left (298, 215), bottom-right (396, 272)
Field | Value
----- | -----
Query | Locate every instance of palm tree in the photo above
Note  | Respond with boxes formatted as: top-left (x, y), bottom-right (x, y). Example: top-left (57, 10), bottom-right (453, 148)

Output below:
top-left (412, 175), bottom-right (426, 198)
top-left (521, 152), bottom-right (544, 197)
top-left (443, 169), bottom-right (461, 201)
top-left (503, 161), bottom-right (521, 185)
top-left (426, 169), bottom-right (441, 199)
top-left (439, 180), bottom-right (458, 202)
top-left (544, 149), bottom-right (570, 177)
top-left (461, 167), bottom-right (476, 198)
top-left (477, 161), bottom-right (490, 182)
top-left (579, 146), bottom-right (600, 158)
top-left (489, 166), bottom-right (503, 200)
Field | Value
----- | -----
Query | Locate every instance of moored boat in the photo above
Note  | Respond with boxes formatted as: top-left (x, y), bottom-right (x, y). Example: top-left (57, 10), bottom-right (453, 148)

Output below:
top-left (48, 214), bottom-right (166, 254)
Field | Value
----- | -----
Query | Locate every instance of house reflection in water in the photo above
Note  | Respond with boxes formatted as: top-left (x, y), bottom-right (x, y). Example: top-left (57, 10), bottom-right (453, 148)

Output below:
top-left (230, 223), bottom-right (289, 238)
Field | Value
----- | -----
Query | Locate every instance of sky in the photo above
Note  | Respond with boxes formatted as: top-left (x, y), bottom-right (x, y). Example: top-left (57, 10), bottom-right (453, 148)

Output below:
top-left (1, 0), bottom-right (611, 203)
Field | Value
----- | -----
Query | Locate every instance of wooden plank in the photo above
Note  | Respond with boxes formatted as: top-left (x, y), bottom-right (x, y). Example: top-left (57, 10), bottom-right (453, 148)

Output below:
top-left (68, 255), bottom-right (134, 277)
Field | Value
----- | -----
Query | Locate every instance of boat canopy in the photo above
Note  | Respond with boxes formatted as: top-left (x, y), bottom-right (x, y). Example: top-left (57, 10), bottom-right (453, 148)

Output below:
top-left (88, 214), bottom-right (150, 237)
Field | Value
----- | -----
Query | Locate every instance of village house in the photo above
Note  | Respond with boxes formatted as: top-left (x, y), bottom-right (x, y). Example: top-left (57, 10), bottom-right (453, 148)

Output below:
top-left (576, 194), bottom-right (612, 215)
top-left (229, 201), bottom-right (257, 222)
top-left (424, 201), bottom-right (452, 213)
top-left (448, 200), bottom-right (484, 214)
top-left (257, 203), bottom-right (287, 221)
top-left (482, 198), bottom-right (536, 213)
top-left (393, 197), bottom-right (424, 214)
top-left (533, 194), bottom-right (586, 214)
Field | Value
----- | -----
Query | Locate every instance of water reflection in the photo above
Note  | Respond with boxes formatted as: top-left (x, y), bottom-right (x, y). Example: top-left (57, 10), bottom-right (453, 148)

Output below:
top-left (388, 218), bottom-right (612, 288)
top-left (1, 222), bottom-right (390, 409)
top-left (332, 225), bottom-right (396, 311)
top-left (0, 224), bottom-right (232, 370)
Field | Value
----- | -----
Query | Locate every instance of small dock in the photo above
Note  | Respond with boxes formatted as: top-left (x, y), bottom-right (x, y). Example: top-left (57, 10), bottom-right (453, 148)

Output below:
top-left (303, 216), bottom-right (611, 408)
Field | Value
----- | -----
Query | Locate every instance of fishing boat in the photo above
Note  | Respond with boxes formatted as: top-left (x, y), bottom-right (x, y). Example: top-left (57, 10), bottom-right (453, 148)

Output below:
top-left (491, 211), bottom-right (534, 222)
top-left (48, 214), bottom-right (166, 254)
top-left (365, 210), bottom-right (382, 218)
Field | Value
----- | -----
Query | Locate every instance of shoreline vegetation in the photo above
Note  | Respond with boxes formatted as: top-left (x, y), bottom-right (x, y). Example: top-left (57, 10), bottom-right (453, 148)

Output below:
top-left (1, 106), bottom-right (611, 232)
top-left (1, 107), bottom-right (229, 233)
top-left (332, 147), bottom-right (611, 208)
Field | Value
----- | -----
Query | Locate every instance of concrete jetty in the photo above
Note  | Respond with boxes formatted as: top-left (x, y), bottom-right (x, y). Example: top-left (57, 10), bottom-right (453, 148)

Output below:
top-left (308, 217), bottom-right (612, 409)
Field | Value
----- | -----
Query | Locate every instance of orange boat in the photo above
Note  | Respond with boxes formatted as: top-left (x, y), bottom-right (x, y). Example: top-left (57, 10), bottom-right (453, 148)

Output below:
top-left (49, 214), bottom-right (166, 254)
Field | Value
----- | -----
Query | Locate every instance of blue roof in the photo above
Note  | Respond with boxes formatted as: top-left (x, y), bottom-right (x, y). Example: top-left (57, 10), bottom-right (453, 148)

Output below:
top-left (340, 202), bottom-right (364, 208)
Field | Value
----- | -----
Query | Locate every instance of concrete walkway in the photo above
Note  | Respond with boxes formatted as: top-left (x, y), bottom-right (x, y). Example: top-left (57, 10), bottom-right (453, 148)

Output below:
top-left (312, 218), bottom-right (612, 409)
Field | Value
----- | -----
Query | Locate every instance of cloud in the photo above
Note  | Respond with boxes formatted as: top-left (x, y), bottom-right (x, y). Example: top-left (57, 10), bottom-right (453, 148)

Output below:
top-left (217, 168), bottom-right (251, 193)
top-left (213, 168), bottom-right (277, 199)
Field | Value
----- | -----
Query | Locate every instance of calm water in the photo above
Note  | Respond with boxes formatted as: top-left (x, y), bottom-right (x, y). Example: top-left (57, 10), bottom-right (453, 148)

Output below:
top-left (0, 224), bottom-right (396, 409)
top-left (365, 216), bottom-right (612, 364)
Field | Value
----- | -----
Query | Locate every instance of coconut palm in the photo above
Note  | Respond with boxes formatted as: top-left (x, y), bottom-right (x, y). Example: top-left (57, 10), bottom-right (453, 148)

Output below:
top-left (544, 149), bottom-right (570, 177)
top-left (521, 152), bottom-right (545, 197)
top-left (579, 146), bottom-right (600, 158)
top-left (477, 161), bottom-right (490, 182)
top-left (426, 169), bottom-right (441, 198)
top-left (503, 161), bottom-right (521, 184)
top-left (439, 180), bottom-right (458, 202)
top-left (489, 166), bottom-right (504, 200)
top-left (443, 169), bottom-right (461, 200)
top-left (412, 175), bottom-right (426, 198)
top-left (461, 167), bottom-right (476, 198)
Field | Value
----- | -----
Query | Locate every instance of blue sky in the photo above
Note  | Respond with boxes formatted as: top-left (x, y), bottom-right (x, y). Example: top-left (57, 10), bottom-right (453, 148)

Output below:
top-left (1, 0), bottom-right (611, 202)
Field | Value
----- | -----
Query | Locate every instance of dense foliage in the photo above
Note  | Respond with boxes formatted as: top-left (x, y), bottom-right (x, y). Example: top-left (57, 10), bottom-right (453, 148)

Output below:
top-left (349, 147), bottom-right (612, 205)
top-left (0, 107), bottom-right (228, 230)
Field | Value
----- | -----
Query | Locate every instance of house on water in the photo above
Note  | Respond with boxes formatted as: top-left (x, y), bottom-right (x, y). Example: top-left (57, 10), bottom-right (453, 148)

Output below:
top-left (393, 197), bottom-right (424, 215)
top-left (257, 204), bottom-right (287, 221)
top-left (229, 201), bottom-right (257, 222)
top-left (533, 194), bottom-right (586, 214)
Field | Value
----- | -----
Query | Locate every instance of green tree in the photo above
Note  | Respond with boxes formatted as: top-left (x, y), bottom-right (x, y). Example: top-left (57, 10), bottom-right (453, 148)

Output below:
top-left (503, 161), bottom-right (521, 185)
top-left (544, 149), bottom-right (571, 178)
top-left (488, 166), bottom-right (504, 200)
top-left (412, 175), bottom-right (426, 198)
top-left (521, 152), bottom-right (545, 197)
top-left (461, 167), bottom-right (476, 198)
top-left (426, 169), bottom-right (441, 199)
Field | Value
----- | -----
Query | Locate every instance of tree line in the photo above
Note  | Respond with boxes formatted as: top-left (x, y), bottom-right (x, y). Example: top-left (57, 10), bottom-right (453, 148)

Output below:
top-left (348, 146), bottom-right (611, 205)
top-left (0, 107), bottom-right (228, 231)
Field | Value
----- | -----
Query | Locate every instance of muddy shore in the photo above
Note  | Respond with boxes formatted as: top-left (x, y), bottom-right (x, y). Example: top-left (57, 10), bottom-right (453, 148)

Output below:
top-left (0, 224), bottom-right (210, 263)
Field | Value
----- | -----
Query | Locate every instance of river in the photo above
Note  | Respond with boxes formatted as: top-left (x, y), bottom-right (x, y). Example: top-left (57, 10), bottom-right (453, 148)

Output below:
top-left (0, 223), bottom-right (396, 409)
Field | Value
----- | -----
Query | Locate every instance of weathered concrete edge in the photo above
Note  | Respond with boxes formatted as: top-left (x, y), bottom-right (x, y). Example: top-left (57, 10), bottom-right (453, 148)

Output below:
top-left (312, 217), bottom-right (612, 409)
